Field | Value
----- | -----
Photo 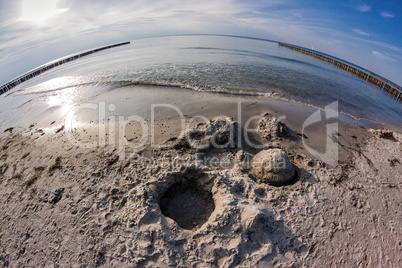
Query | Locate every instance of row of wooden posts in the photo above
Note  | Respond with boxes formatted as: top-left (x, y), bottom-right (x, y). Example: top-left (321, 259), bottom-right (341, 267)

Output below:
top-left (279, 43), bottom-right (402, 102)
top-left (0, 41), bottom-right (130, 95)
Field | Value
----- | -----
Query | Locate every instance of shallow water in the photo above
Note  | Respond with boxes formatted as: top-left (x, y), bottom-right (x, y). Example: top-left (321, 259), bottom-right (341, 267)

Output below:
top-left (0, 35), bottom-right (401, 131)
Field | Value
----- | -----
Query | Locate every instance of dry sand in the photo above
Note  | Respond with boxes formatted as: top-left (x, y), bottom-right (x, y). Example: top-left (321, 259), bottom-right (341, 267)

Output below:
top-left (0, 90), bottom-right (401, 267)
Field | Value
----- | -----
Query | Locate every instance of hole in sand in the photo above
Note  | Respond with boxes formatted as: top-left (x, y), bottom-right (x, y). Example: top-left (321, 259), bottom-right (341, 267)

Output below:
top-left (159, 173), bottom-right (215, 230)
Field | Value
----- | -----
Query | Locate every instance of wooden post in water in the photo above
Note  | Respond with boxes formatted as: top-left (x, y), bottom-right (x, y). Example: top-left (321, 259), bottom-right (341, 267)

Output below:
top-left (278, 42), bottom-right (402, 102)
top-left (0, 41), bottom-right (130, 95)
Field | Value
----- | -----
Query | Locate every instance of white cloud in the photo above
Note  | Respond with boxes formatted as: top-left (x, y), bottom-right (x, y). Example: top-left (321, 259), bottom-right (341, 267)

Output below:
top-left (370, 40), bottom-right (402, 53)
top-left (380, 11), bottom-right (395, 18)
top-left (353, 29), bottom-right (371, 36)
top-left (292, 12), bottom-right (303, 19)
top-left (356, 3), bottom-right (371, 12)
top-left (20, 0), bottom-right (69, 22)
top-left (372, 51), bottom-right (397, 62)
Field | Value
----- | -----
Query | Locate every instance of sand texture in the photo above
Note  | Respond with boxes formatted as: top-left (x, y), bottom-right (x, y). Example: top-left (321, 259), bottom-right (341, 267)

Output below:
top-left (0, 117), bottom-right (401, 267)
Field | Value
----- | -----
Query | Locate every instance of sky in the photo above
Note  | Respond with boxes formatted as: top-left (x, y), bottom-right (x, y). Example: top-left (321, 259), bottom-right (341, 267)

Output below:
top-left (0, 0), bottom-right (402, 86)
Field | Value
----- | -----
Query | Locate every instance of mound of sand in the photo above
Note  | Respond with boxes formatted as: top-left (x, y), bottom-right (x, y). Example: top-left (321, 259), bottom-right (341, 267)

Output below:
top-left (250, 148), bottom-right (295, 186)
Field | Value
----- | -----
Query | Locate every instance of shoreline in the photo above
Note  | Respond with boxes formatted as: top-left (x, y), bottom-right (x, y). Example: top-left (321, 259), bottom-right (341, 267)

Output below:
top-left (1, 85), bottom-right (402, 136)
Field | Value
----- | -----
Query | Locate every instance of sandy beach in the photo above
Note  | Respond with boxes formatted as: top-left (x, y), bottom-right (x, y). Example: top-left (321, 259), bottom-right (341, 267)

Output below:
top-left (0, 87), bottom-right (401, 267)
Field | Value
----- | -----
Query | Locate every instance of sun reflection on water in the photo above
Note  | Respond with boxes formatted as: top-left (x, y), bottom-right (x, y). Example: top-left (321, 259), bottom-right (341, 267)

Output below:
top-left (46, 86), bottom-right (79, 120)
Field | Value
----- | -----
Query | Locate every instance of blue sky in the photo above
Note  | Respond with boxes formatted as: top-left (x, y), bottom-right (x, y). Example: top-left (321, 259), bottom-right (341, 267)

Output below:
top-left (0, 0), bottom-right (401, 86)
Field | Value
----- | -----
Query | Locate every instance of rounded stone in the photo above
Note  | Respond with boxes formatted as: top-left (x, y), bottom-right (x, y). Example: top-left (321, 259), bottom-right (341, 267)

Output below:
top-left (250, 149), bottom-right (295, 185)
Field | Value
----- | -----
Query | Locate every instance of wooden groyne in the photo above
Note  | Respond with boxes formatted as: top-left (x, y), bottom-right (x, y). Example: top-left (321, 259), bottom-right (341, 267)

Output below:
top-left (279, 43), bottom-right (402, 102)
top-left (0, 41), bottom-right (130, 95)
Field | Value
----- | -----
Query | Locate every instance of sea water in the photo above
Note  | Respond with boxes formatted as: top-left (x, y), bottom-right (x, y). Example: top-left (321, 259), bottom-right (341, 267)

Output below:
top-left (0, 35), bottom-right (401, 131)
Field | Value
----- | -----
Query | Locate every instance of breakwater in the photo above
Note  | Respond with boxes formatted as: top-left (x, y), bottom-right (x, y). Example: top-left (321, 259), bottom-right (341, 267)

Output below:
top-left (279, 43), bottom-right (402, 102)
top-left (0, 41), bottom-right (130, 95)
